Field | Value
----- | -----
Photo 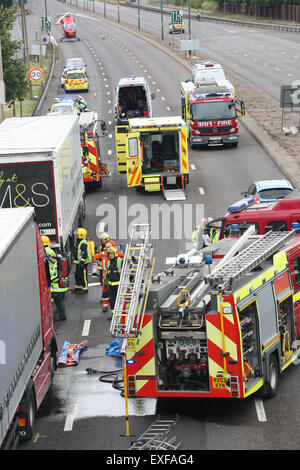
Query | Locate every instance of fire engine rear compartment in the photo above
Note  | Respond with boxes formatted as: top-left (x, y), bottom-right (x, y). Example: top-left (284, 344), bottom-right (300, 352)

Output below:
top-left (140, 131), bottom-right (182, 179)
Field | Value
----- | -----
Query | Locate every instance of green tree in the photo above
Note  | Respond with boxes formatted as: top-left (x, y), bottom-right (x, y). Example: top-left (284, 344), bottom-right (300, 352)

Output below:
top-left (0, 5), bottom-right (29, 105)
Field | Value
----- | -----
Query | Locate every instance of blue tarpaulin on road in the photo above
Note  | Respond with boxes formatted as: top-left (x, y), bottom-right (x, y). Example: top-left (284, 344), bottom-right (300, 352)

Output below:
top-left (106, 338), bottom-right (122, 358)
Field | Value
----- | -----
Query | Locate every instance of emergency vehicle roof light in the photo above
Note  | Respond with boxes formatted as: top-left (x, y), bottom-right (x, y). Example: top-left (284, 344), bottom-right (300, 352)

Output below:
top-left (292, 222), bottom-right (300, 233)
top-left (179, 257), bottom-right (185, 264)
top-left (231, 224), bottom-right (240, 232)
top-left (205, 255), bottom-right (212, 265)
top-left (228, 197), bottom-right (255, 214)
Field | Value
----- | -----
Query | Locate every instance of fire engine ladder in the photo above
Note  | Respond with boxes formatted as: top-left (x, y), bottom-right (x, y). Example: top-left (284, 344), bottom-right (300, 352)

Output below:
top-left (129, 416), bottom-right (181, 450)
top-left (205, 230), bottom-right (295, 291)
top-left (110, 224), bottom-right (154, 340)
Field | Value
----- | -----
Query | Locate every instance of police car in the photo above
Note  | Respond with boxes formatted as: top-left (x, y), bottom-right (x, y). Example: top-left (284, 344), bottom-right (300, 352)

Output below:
top-left (64, 69), bottom-right (89, 92)
top-left (48, 97), bottom-right (77, 115)
top-left (241, 180), bottom-right (295, 203)
top-left (61, 58), bottom-right (87, 87)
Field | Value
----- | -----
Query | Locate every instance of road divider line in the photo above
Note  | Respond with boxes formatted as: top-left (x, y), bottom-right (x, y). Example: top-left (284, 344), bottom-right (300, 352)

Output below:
top-left (191, 163), bottom-right (196, 170)
top-left (82, 319), bottom-right (91, 337)
top-left (199, 187), bottom-right (205, 195)
top-left (255, 398), bottom-right (267, 422)
top-left (64, 403), bottom-right (77, 432)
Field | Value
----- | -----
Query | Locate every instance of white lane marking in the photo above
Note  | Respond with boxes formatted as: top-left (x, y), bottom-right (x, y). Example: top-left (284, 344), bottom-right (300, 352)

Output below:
top-left (108, 149), bottom-right (112, 155)
top-left (255, 398), bottom-right (267, 422)
top-left (64, 403), bottom-right (77, 432)
top-left (98, 222), bottom-right (105, 232)
top-left (161, 96), bottom-right (165, 101)
top-left (191, 163), bottom-right (196, 170)
top-left (82, 319), bottom-right (91, 337)
top-left (88, 282), bottom-right (101, 287)
top-left (199, 187), bottom-right (205, 195)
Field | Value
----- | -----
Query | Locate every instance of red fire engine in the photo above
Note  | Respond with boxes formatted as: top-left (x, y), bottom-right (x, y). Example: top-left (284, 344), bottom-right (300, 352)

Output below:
top-left (110, 223), bottom-right (300, 400)
top-left (209, 191), bottom-right (300, 240)
top-left (55, 13), bottom-right (80, 41)
top-left (79, 111), bottom-right (110, 187)
top-left (180, 79), bottom-right (245, 149)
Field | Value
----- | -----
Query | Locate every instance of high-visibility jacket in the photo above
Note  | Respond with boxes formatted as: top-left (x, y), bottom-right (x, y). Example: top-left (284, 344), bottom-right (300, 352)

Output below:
top-left (74, 238), bottom-right (92, 265)
top-left (104, 257), bottom-right (123, 286)
top-left (45, 246), bottom-right (68, 293)
top-left (210, 228), bottom-right (220, 244)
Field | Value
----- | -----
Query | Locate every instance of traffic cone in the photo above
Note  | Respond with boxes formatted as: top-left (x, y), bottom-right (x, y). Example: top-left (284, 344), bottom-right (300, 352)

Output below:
top-left (93, 92), bottom-right (97, 99)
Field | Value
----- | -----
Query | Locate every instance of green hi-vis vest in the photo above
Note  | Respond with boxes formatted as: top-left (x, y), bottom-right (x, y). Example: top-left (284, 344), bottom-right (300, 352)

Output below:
top-left (105, 257), bottom-right (123, 286)
top-left (45, 246), bottom-right (68, 293)
top-left (74, 239), bottom-right (92, 265)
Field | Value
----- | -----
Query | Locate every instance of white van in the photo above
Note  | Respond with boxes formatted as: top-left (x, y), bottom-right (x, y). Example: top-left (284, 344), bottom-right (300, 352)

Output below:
top-left (114, 76), bottom-right (155, 123)
top-left (192, 61), bottom-right (226, 83)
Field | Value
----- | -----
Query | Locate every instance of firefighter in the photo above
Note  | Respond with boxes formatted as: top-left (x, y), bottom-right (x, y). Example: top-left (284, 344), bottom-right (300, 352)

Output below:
top-left (98, 232), bottom-right (116, 282)
top-left (42, 235), bottom-right (67, 321)
top-left (208, 221), bottom-right (221, 244)
top-left (94, 242), bottom-right (124, 312)
top-left (192, 218), bottom-right (208, 249)
top-left (73, 228), bottom-right (92, 293)
top-left (104, 247), bottom-right (123, 319)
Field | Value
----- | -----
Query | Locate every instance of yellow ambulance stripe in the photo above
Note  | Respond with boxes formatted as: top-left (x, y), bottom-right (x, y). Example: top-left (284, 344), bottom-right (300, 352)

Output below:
top-left (181, 130), bottom-right (188, 173)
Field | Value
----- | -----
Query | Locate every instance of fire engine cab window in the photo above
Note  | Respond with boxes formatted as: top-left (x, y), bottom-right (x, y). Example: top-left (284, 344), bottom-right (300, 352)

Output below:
top-left (191, 101), bottom-right (236, 120)
top-left (293, 257), bottom-right (300, 284)
top-left (265, 221), bottom-right (287, 232)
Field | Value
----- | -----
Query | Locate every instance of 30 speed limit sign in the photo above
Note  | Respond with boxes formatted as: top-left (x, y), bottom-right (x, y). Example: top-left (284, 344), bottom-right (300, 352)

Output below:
top-left (29, 67), bottom-right (43, 81)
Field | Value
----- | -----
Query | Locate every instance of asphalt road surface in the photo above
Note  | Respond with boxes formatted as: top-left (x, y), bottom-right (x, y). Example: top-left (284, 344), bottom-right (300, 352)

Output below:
top-left (18, 0), bottom-right (300, 452)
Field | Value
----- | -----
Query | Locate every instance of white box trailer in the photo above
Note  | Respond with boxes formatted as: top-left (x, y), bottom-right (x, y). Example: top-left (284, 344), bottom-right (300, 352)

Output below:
top-left (0, 115), bottom-right (85, 256)
top-left (0, 208), bottom-right (57, 449)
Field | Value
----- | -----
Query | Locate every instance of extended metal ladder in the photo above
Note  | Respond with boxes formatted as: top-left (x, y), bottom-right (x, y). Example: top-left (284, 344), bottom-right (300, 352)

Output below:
top-left (206, 230), bottom-right (295, 291)
top-left (129, 416), bottom-right (181, 450)
top-left (110, 224), bottom-right (154, 339)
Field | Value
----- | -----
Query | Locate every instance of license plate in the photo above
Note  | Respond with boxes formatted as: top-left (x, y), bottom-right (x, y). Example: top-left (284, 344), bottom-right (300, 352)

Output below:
top-left (212, 377), bottom-right (228, 388)
top-left (210, 136), bottom-right (221, 141)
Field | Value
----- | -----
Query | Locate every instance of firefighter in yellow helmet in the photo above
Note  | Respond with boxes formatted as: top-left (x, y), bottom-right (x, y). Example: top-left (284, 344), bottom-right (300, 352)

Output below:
top-left (99, 232), bottom-right (116, 252)
top-left (41, 235), bottom-right (68, 320)
top-left (73, 227), bottom-right (92, 294)
top-left (104, 246), bottom-right (123, 319)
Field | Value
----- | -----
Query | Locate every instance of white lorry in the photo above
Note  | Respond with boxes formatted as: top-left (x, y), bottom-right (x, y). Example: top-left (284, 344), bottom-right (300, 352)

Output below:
top-left (0, 208), bottom-right (57, 449)
top-left (0, 115), bottom-right (85, 259)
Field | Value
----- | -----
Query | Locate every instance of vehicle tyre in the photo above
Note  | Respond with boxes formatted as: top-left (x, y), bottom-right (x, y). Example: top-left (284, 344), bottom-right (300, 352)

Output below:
top-left (232, 142), bottom-right (238, 148)
top-left (19, 387), bottom-right (36, 441)
top-left (260, 354), bottom-right (279, 398)
top-left (50, 348), bottom-right (57, 379)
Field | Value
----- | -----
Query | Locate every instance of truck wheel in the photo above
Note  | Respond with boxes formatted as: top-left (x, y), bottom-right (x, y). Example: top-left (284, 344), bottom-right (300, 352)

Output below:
top-left (18, 387), bottom-right (36, 440)
top-left (260, 355), bottom-right (279, 398)
top-left (50, 348), bottom-right (57, 379)
top-left (232, 142), bottom-right (238, 148)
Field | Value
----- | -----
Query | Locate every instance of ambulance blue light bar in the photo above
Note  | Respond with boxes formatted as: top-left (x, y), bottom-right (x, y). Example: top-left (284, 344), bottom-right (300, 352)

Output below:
top-left (228, 197), bottom-right (255, 213)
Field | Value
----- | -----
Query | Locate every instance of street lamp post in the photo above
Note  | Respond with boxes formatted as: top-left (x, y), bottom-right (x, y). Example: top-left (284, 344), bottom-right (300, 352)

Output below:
top-left (138, 0), bottom-right (141, 31)
top-left (160, 0), bottom-right (164, 41)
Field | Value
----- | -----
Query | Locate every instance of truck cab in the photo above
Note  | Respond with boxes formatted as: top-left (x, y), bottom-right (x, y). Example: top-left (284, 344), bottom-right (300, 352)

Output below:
top-left (181, 80), bottom-right (244, 148)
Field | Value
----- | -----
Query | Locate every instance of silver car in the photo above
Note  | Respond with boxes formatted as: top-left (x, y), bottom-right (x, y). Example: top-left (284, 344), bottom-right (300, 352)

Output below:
top-left (61, 57), bottom-right (87, 87)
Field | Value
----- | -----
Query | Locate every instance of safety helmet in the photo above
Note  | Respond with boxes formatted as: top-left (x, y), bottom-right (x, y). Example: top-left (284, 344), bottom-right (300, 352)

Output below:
top-left (41, 235), bottom-right (50, 246)
top-left (100, 232), bottom-right (110, 242)
top-left (77, 228), bottom-right (87, 239)
top-left (107, 246), bottom-right (118, 257)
